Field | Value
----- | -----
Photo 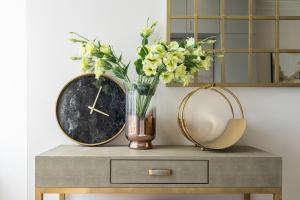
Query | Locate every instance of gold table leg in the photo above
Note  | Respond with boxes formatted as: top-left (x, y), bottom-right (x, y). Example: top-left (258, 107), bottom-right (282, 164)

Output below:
top-left (35, 190), bottom-right (43, 200)
top-left (59, 193), bottom-right (65, 200)
top-left (274, 191), bottom-right (282, 200)
top-left (244, 193), bottom-right (251, 200)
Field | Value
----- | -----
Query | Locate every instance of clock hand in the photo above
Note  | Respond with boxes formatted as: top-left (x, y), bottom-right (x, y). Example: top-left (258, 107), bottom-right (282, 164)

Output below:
top-left (90, 86), bottom-right (102, 114)
top-left (88, 106), bottom-right (110, 117)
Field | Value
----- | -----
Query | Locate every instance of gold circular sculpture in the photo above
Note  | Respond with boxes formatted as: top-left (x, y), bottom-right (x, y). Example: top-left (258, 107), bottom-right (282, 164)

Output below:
top-left (178, 84), bottom-right (247, 150)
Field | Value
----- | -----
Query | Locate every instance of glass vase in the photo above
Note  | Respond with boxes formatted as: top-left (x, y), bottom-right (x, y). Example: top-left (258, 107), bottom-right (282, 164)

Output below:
top-left (125, 85), bottom-right (156, 150)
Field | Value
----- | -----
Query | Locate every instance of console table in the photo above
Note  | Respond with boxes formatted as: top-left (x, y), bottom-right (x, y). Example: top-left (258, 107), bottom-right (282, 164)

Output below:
top-left (35, 145), bottom-right (282, 200)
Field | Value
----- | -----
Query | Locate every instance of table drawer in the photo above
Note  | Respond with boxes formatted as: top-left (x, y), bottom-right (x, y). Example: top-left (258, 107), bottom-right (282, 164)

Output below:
top-left (111, 160), bottom-right (208, 184)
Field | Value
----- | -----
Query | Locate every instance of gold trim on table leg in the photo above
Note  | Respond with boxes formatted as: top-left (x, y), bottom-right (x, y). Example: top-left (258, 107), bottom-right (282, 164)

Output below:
top-left (59, 193), bottom-right (65, 200)
top-left (35, 190), bottom-right (43, 200)
top-left (244, 193), bottom-right (251, 200)
top-left (273, 190), bottom-right (282, 200)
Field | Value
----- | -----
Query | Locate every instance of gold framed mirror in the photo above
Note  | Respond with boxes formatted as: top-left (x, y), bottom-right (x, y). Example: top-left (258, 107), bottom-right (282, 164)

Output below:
top-left (167, 0), bottom-right (300, 87)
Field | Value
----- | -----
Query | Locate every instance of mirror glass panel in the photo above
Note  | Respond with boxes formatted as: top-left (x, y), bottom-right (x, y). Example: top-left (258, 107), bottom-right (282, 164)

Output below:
top-left (279, 53), bottom-right (300, 83)
top-left (224, 20), bottom-right (248, 50)
top-left (198, 0), bottom-right (220, 16)
top-left (253, 20), bottom-right (275, 49)
top-left (169, 0), bottom-right (300, 86)
top-left (225, 53), bottom-right (248, 83)
top-left (254, 0), bottom-right (275, 16)
top-left (225, 0), bottom-right (248, 16)
top-left (280, 0), bottom-right (299, 16)
top-left (253, 53), bottom-right (273, 83)
top-left (280, 20), bottom-right (300, 49)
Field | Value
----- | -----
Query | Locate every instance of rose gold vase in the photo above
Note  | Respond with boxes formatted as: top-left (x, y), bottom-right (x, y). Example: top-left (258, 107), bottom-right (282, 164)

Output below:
top-left (125, 86), bottom-right (156, 150)
top-left (126, 114), bottom-right (156, 149)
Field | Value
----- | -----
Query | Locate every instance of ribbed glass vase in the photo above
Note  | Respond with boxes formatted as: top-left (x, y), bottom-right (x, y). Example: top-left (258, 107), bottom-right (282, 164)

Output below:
top-left (125, 85), bottom-right (156, 150)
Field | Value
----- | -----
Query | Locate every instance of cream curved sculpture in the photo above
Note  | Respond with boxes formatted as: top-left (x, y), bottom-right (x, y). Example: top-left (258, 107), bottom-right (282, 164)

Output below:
top-left (178, 85), bottom-right (246, 150)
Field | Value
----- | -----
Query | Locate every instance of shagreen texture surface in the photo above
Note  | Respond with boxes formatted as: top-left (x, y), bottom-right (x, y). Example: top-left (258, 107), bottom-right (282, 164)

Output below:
top-left (36, 145), bottom-right (282, 188)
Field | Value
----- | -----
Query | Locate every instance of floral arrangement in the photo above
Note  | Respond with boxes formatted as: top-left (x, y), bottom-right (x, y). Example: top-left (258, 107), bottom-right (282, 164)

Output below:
top-left (69, 19), bottom-right (220, 117)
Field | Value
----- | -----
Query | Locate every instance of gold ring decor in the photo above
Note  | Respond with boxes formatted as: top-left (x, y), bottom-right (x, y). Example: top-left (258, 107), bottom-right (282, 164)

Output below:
top-left (178, 84), bottom-right (246, 150)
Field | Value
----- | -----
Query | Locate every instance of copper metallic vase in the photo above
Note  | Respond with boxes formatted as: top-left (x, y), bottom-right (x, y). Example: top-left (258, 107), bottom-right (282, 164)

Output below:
top-left (125, 86), bottom-right (156, 150)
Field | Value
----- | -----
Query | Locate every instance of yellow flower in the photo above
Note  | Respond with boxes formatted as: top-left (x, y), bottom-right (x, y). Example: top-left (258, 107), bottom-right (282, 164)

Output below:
top-left (80, 44), bottom-right (87, 56)
top-left (144, 53), bottom-right (161, 66)
top-left (141, 26), bottom-right (154, 37)
top-left (181, 75), bottom-right (192, 86)
top-left (145, 44), bottom-right (154, 52)
top-left (80, 57), bottom-right (90, 72)
top-left (202, 56), bottom-right (213, 70)
top-left (95, 66), bottom-right (105, 79)
top-left (159, 72), bottom-right (174, 83)
top-left (155, 44), bottom-right (166, 57)
top-left (151, 21), bottom-right (158, 27)
top-left (85, 42), bottom-right (97, 55)
top-left (143, 63), bottom-right (157, 76)
top-left (69, 38), bottom-right (78, 43)
top-left (186, 37), bottom-right (195, 48)
top-left (190, 67), bottom-right (198, 75)
top-left (172, 51), bottom-right (185, 63)
top-left (168, 41), bottom-right (179, 51)
top-left (95, 58), bottom-right (105, 68)
top-left (206, 39), bottom-right (216, 44)
top-left (163, 53), bottom-right (179, 72)
top-left (175, 64), bottom-right (187, 78)
top-left (100, 44), bottom-right (111, 54)
top-left (146, 44), bottom-right (166, 58)
top-left (193, 47), bottom-right (205, 57)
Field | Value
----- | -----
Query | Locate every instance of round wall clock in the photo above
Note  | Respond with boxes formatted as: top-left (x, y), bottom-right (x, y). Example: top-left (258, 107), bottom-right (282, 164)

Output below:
top-left (56, 74), bottom-right (126, 146)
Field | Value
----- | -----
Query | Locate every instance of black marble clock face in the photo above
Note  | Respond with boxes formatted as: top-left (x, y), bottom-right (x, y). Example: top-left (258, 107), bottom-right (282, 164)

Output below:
top-left (56, 74), bottom-right (126, 145)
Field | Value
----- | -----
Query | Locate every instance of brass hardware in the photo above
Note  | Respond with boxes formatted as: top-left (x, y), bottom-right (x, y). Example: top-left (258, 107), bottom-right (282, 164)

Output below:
top-left (148, 169), bottom-right (172, 176)
top-left (167, 0), bottom-right (300, 87)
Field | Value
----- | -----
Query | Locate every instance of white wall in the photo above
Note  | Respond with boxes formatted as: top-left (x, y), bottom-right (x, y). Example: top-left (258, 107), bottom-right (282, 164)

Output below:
top-left (0, 0), bottom-right (27, 200)
top-left (27, 0), bottom-right (300, 200)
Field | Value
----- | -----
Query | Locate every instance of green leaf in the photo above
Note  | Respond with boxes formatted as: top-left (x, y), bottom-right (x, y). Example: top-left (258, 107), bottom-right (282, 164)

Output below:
top-left (179, 40), bottom-right (186, 48)
top-left (139, 47), bottom-right (148, 59)
top-left (112, 66), bottom-right (126, 80)
top-left (134, 59), bottom-right (144, 75)
top-left (118, 54), bottom-right (122, 62)
top-left (124, 62), bottom-right (130, 74)
top-left (142, 38), bottom-right (148, 46)
top-left (106, 55), bottom-right (116, 63)
top-left (103, 61), bottom-right (112, 70)
top-left (184, 59), bottom-right (196, 68)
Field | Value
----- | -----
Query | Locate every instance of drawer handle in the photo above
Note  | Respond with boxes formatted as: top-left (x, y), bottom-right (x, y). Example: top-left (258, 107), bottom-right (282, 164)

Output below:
top-left (148, 169), bottom-right (172, 176)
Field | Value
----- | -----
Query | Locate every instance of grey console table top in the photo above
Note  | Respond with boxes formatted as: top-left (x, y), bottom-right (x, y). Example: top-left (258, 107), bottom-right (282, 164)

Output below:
top-left (35, 145), bottom-right (282, 200)
top-left (38, 145), bottom-right (279, 158)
